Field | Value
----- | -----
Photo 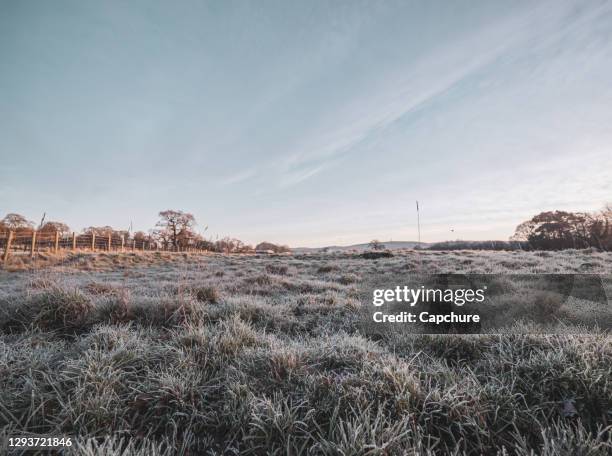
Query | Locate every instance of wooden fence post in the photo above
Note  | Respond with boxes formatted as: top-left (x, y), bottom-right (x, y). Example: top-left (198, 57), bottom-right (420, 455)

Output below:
top-left (108, 233), bottom-right (112, 251)
top-left (3, 231), bottom-right (14, 264)
top-left (132, 239), bottom-right (135, 251)
top-left (121, 235), bottom-right (125, 252)
top-left (31, 231), bottom-right (37, 258)
top-left (92, 233), bottom-right (96, 251)
top-left (54, 231), bottom-right (60, 253)
top-left (72, 232), bottom-right (76, 251)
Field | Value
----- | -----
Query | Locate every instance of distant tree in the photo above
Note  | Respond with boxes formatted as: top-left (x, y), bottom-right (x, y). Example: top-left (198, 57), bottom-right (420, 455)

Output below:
top-left (177, 228), bottom-right (201, 250)
top-left (83, 226), bottom-right (115, 236)
top-left (255, 241), bottom-right (275, 252)
top-left (194, 238), bottom-right (216, 251)
top-left (153, 228), bottom-right (172, 250)
top-left (133, 231), bottom-right (148, 243)
top-left (156, 210), bottom-right (196, 251)
top-left (2, 213), bottom-right (34, 231)
top-left (587, 204), bottom-right (612, 250)
top-left (369, 239), bottom-right (385, 250)
top-left (40, 221), bottom-right (70, 235)
top-left (512, 211), bottom-right (596, 250)
top-left (1, 214), bottom-right (34, 239)
top-left (115, 230), bottom-right (130, 241)
top-left (428, 240), bottom-right (526, 251)
top-left (255, 242), bottom-right (290, 253)
top-left (130, 230), bottom-right (156, 248)
top-left (510, 221), bottom-right (533, 243)
top-left (215, 237), bottom-right (240, 253)
top-left (238, 243), bottom-right (254, 253)
top-left (602, 204), bottom-right (612, 248)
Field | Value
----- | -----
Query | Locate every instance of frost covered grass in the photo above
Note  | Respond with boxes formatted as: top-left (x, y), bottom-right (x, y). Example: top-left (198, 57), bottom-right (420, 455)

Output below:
top-left (0, 250), bottom-right (610, 454)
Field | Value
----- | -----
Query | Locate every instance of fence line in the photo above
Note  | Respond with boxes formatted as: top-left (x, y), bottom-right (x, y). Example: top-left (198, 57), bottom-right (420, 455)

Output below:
top-left (0, 230), bottom-right (208, 264)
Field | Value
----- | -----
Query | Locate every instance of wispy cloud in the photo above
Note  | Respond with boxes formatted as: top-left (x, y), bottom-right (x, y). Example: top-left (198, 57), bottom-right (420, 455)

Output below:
top-left (274, 0), bottom-right (590, 187)
top-left (278, 160), bottom-right (338, 188)
top-left (218, 168), bottom-right (257, 186)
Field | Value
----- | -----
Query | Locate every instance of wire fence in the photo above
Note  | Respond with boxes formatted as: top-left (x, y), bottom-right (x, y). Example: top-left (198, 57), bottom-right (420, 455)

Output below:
top-left (1, 230), bottom-right (206, 263)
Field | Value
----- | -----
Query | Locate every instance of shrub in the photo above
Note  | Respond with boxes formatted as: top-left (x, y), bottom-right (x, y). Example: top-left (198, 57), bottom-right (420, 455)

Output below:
top-left (101, 293), bottom-right (201, 327)
top-left (336, 274), bottom-right (358, 285)
top-left (27, 287), bottom-right (94, 331)
top-left (245, 274), bottom-right (273, 287)
top-left (99, 290), bottom-right (133, 324)
top-left (85, 282), bottom-right (119, 295)
top-left (192, 286), bottom-right (220, 303)
top-left (265, 264), bottom-right (289, 276)
top-left (255, 242), bottom-right (291, 253)
top-left (317, 265), bottom-right (337, 274)
top-left (214, 315), bottom-right (264, 356)
top-left (531, 291), bottom-right (565, 322)
top-left (28, 277), bottom-right (54, 290)
top-left (360, 251), bottom-right (393, 259)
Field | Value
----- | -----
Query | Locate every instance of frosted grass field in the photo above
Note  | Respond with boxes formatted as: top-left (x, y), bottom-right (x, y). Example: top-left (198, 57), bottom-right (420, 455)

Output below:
top-left (0, 250), bottom-right (611, 455)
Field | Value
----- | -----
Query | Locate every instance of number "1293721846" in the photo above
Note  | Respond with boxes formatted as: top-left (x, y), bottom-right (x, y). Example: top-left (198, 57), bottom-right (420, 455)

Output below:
top-left (8, 436), bottom-right (73, 448)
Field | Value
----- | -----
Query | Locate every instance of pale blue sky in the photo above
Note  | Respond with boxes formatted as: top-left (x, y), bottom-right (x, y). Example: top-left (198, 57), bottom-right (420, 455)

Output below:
top-left (1, 0), bottom-right (611, 246)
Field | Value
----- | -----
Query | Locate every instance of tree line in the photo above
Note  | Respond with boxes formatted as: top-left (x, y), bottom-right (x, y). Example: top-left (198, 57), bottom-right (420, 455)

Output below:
top-left (426, 240), bottom-right (527, 251)
top-left (511, 205), bottom-right (612, 250)
top-left (0, 210), bottom-right (290, 254)
top-left (3, 206), bottom-right (609, 253)
top-left (425, 206), bottom-right (611, 251)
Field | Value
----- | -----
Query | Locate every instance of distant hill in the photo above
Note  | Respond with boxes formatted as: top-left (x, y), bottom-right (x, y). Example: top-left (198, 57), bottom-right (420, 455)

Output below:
top-left (293, 241), bottom-right (428, 253)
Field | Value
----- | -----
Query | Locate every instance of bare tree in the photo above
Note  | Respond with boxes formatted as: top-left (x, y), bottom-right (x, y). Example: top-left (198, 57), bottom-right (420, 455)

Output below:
top-left (83, 226), bottom-right (116, 236)
top-left (153, 228), bottom-right (172, 250)
top-left (588, 204), bottom-right (612, 250)
top-left (2, 213), bottom-right (34, 231)
top-left (133, 231), bottom-right (148, 243)
top-left (369, 239), bottom-right (385, 250)
top-left (40, 221), bottom-right (70, 236)
top-left (215, 237), bottom-right (253, 254)
top-left (156, 210), bottom-right (196, 251)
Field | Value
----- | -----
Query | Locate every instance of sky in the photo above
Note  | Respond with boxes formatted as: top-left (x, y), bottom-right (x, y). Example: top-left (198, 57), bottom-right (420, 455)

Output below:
top-left (1, 0), bottom-right (611, 247)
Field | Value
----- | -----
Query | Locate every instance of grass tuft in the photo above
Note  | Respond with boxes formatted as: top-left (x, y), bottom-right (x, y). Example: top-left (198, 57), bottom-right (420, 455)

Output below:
top-left (8, 286), bottom-right (95, 331)
top-left (192, 285), bottom-right (220, 303)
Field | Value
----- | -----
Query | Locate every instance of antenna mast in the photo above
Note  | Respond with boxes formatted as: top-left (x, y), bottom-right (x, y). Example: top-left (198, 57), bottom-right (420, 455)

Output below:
top-left (416, 201), bottom-right (421, 244)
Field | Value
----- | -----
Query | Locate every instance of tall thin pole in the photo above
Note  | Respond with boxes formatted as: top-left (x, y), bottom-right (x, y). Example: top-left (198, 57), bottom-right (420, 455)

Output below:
top-left (416, 201), bottom-right (421, 244)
